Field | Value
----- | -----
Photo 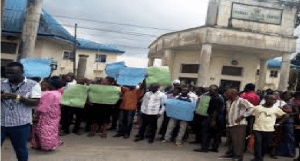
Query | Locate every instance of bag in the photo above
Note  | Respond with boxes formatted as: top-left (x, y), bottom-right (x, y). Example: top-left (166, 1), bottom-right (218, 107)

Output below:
top-left (60, 85), bottom-right (89, 108)
top-left (196, 95), bottom-right (211, 116)
top-left (146, 66), bottom-right (172, 86)
top-left (88, 85), bottom-right (121, 105)
top-left (166, 99), bottom-right (196, 121)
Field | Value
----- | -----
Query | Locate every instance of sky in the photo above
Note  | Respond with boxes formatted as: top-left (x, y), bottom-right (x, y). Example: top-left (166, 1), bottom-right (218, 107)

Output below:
top-left (43, 0), bottom-right (299, 68)
top-left (42, 0), bottom-right (209, 67)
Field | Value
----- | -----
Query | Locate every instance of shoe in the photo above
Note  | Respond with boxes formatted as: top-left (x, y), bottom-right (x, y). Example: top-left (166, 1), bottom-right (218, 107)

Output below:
top-left (175, 141), bottom-right (182, 147)
top-left (123, 134), bottom-right (130, 139)
top-left (193, 149), bottom-right (208, 153)
top-left (270, 155), bottom-right (278, 159)
top-left (113, 133), bottom-right (124, 137)
top-left (108, 127), bottom-right (117, 131)
top-left (60, 132), bottom-right (70, 136)
top-left (218, 154), bottom-right (233, 159)
top-left (148, 138), bottom-right (154, 143)
top-left (135, 134), bottom-right (140, 138)
top-left (100, 133), bottom-right (107, 138)
top-left (134, 137), bottom-right (144, 142)
top-left (208, 148), bottom-right (218, 153)
top-left (75, 131), bottom-right (83, 136)
top-left (189, 141), bottom-right (201, 144)
top-left (87, 132), bottom-right (95, 137)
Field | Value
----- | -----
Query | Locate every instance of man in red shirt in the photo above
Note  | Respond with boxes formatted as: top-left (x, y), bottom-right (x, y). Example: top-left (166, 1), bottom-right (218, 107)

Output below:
top-left (240, 83), bottom-right (260, 106)
top-left (113, 83), bottom-right (144, 139)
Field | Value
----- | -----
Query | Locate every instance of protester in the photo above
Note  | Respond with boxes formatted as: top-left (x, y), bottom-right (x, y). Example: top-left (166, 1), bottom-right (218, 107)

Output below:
top-left (31, 76), bottom-right (64, 151)
top-left (220, 88), bottom-right (254, 161)
top-left (134, 83), bottom-right (167, 143)
top-left (236, 95), bottom-right (288, 161)
top-left (276, 91), bottom-right (297, 157)
top-left (166, 80), bottom-right (181, 94)
top-left (162, 85), bottom-right (192, 146)
top-left (158, 86), bottom-right (181, 140)
top-left (113, 82), bottom-right (144, 139)
top-left (293, 93), bottom-right (300, 161)
top-left (194, 85), bottom-right (224, 152)
top-left (1, 62), bottom-right (42, 161)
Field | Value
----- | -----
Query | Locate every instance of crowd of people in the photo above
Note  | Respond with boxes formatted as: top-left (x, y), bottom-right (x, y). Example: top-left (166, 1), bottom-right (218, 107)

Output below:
top-left (1, 62), bottom-right (300, 161)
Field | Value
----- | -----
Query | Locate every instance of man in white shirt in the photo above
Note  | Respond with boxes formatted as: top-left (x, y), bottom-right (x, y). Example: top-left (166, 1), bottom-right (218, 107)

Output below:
top-left (220, 89), bottom-right (254, 161)
top-left (134, 83), bottom-right (167, 143)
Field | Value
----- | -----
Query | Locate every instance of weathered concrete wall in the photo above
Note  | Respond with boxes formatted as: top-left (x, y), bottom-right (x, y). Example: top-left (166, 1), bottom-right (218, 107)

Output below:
top-left (171, 48), bottom-right (260, 89)
top-left (1, 37), bottom-right (120, 79)
top-left (149, 27), bottom-right (296, 56)
top-left (216, 0), bottom-right (297, 37)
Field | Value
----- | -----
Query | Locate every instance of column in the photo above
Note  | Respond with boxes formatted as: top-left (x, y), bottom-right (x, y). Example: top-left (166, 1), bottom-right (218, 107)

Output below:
top-left (161, 49), bottom-right (174, 79)
top-left (278, 53), bottom-right (290, 91)
top-left (148, 57), bottom-right (155, 67)
top-left (197, 44), bottom-right (212, 87)
top-left (77, 54), bottom-right (89, 79)
top-left (258, 59), bottom-right (268, 90)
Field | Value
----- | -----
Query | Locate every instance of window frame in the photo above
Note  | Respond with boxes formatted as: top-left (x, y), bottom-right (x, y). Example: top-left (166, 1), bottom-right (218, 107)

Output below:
top-left (95, 54), bottom-right (107, 63)
top-left (269, 70), bottom-right (278, 78)
top-left (221, 66), bottom-right (243, 76)
top-left (180, 64), bottom-right (200, 74)
top-left (62, 51), bottom-right (74, 61)
top-left (1, 41), bottom-right (18, 54)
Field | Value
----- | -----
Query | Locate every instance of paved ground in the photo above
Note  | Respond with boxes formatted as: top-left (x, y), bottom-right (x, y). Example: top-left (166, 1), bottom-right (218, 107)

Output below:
top-left (1, 127), bottom-right (297, 161)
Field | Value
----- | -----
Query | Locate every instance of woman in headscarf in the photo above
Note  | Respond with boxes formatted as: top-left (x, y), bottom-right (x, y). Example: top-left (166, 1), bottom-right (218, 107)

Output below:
top-left (31, 76), bottom-right (64, 151)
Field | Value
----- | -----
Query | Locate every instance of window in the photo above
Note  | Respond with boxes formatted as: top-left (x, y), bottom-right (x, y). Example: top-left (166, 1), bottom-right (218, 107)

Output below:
top-left (221, 66), bottom-right (243, 76)
top-left (179, 77), bottom-right (198, 86)
top-left (1, 42), bottom-right (18, 54)
top-left (95, 54), bottom-right (107, 63)
top-left (63, 51), bottom-right (74, 60)
top-left (180, 64), bottom-right (199, 73)
top-left (270, 70), bottom-right (278, 78)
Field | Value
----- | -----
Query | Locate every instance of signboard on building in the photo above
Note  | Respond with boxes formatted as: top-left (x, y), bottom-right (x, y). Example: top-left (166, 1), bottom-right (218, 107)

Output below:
top-left (231, 3), bottom-right (283, 25)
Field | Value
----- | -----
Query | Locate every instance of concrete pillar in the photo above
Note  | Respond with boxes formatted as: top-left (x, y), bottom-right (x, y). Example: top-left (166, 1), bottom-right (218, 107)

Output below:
top-left (258, 59), bottom-right (268, 90)
top-left (205, 0), bottom-right (218, 26)
top-left (18, 0), bottom-right (43, 60)
top-left (198, 44), bottom-right (212, 87)
top-left (76, 54), bottom-right (89, 79)
top-left (278, 53), bottom-right (291, 91)
top-left (148, 57), bottom-right (155, 67)
top-left (161, 49), bottom-right (174, 79)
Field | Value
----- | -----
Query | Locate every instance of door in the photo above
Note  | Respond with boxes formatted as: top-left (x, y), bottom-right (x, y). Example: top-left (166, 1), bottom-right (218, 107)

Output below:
top-left (220, 79), bottom-right (241, 92)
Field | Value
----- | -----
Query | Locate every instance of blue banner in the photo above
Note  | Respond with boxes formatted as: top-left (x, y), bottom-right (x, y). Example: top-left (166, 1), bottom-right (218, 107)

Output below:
top-left (105, 62), bottom-right (126, 79)
top-left (166, 99), bottom-right (196, 121)
top-left (20, 58), bottom-right (51, 78)
top-left (117, 67), bottom-right (147, 86)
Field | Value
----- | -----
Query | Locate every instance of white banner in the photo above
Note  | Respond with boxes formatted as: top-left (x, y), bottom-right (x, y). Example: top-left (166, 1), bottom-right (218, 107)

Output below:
top-left (231, 3), bottom-right (283, 25)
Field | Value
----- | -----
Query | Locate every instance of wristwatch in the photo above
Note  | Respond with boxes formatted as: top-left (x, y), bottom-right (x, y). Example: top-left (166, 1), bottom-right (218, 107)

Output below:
top-left (15, 95), bottom-right (21, 102)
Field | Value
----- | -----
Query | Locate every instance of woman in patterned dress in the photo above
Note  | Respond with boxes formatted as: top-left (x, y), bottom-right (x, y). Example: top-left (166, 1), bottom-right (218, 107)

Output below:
top-left (31, 76), bottom-right (64, 151)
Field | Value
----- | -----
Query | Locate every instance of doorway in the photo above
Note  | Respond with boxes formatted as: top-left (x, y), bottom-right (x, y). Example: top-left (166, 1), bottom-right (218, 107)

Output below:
top-left (220, 79), bottom-right (241, 92)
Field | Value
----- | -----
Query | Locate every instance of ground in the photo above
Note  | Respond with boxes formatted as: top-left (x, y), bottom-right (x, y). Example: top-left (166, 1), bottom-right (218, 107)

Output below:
top-left (1, 126), bottom-right (296, 161)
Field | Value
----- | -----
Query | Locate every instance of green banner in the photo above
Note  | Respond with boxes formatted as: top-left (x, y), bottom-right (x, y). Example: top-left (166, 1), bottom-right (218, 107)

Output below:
top-left (196, 95), bottom-right (211, 116)
top-left (88, 85), bottom-right (121, 105)
top-left (146, 66), bottom-right (172, 86)
top-left (60, 85), bottom-right (89, 108)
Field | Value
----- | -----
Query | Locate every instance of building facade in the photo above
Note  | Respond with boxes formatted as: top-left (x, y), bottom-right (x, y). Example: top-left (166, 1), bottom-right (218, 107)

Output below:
top-left (148, 0), bottom-right (297, 91)
top-left (1, 0), bottom-right (124, 79)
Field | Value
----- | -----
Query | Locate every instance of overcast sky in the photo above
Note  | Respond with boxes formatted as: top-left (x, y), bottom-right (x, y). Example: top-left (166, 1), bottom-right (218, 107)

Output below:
top-left (43, 0), bottom-right (299, 67)
top-left (43, 0), bottom-right (209, 67)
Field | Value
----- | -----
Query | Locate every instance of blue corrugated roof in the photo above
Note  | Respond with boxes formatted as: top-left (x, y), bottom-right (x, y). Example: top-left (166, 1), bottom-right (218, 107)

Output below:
top-left (2, 0), bottom-right (75, 43)
top-left (268, 58), bottom-right (298, 69)
top-left (77, 39), bottom-right (125, 54)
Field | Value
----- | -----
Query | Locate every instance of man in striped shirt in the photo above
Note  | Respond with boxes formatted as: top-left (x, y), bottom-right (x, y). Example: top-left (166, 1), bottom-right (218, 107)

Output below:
top-left (220, 88), bottom-right (254, 161)
top-left (1, 62), bottom-right (41, 161)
